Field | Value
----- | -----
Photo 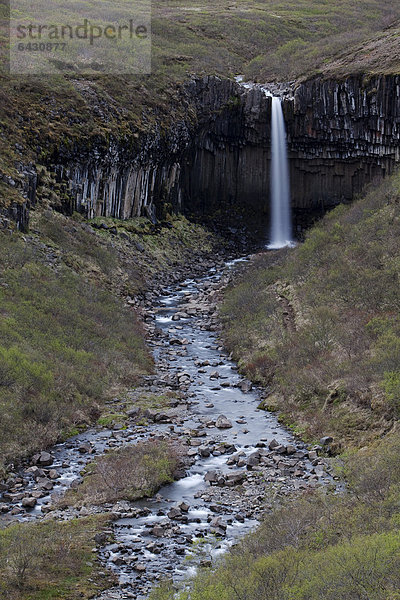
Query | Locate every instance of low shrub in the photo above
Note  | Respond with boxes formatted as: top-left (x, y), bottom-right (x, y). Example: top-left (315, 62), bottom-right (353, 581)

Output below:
top-left (0, 515), bottom-right (114, 598)
top-left (66, 440), bottom-right (182, 505)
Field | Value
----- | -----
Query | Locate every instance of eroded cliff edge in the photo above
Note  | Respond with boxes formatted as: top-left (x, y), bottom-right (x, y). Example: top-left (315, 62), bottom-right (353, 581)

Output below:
top-left (2, 73), bottom-right (400, 229)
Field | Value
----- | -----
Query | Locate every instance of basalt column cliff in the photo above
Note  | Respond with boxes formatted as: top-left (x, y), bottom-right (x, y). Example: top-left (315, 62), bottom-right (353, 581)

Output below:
top-left (5, 74), bottom-right (400, 228)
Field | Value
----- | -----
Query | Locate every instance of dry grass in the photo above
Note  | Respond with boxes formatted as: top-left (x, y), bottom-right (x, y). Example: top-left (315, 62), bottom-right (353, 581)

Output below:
top-left (65, 440), bottom-right (183, 505)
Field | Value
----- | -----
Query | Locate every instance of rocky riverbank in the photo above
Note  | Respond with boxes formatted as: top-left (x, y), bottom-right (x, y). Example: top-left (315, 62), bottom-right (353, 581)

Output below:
top-left (0, 252), bottom-right (336, 599)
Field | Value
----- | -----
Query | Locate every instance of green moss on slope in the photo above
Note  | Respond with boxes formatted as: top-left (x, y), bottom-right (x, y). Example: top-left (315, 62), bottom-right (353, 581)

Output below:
top-left (221, 171), bottom-right (400, 449)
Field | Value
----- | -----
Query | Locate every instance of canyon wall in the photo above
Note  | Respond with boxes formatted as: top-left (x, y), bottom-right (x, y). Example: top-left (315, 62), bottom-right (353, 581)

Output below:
top-left (183, 74), bottom-right (400, 215)
top-left (287, 75), bottom-right (400, 209)
top-left (7, 74), bottom-right (400, 228)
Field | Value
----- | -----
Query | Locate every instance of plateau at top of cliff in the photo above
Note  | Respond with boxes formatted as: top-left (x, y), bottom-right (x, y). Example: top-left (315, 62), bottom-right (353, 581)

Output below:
top-left (317, 20), bottom-right (400, 78)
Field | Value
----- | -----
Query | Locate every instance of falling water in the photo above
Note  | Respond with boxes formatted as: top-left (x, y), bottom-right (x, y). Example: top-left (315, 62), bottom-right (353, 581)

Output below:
top-left (267, 96), bottom-right (293, 249)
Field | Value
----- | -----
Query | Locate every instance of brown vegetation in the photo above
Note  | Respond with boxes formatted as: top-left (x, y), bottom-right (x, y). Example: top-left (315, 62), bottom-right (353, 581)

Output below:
top-left (65, 440), bottom-right (183, 506)
top-left (221, 172), bottom-right (400, 449)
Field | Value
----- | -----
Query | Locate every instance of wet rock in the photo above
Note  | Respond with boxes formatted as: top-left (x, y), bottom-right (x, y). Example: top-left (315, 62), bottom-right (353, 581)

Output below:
top-left (189, 439), bottom-right (202, 447)
top-left (170, 338), bottom-right (188, 346)
top-left (204, 470), bottom-right (218, 483)
top-left (269, 439), bottom-right (279, 450)
top-left (70, 477), bottom-right (83, 489)
top-left (200, 558), bottom-right (212, 568)
top-left (210, 516), bottom-right (227, 535)
top-left (215, 415), bottom-right (233, 429)
top-left (34, 451), bottom-right (53, 467)
top-left (247, 452), bottom-right (261, 468)
top-left (37, 477), bottom-right (53, 490)
top-left (78, 442), bottom-right (92, 454)
top-left (126, 407), bottom-right (140, 418)
top-left (167, 507), bottom-right (182, 520)
top-left (320, 436), bottom-right (333, 446)
top-left (199, 446), bottom-right (211, 457)
top-left (22, 496), bottom-right (37, 508)
top-left (238, 380), bottom-right (252, 393)
top-left (151, 525), bottom-right (166, 537)
top-left (31, 490), bottom-right (44, 499)
top-left (95, 532), bottom-right (108, 545)
top-left (225, 472), bottom-right (246, 486)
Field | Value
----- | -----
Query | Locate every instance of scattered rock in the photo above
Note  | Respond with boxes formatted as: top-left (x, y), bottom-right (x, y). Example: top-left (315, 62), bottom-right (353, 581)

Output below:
top-left (78, 442), bottom-right (92, 454)
top-left (22, 497), bottom-right (37, 508)
top-left (238, 380), bottom-right (252, 393)
top-left (215, 415), bottom-right (233, 429)
top-left (35, 451), bottom-right (53, 467)
top-left (204, 470), bottom-right (218, 483)
top-left (320, 436), bottom-right (334, 446)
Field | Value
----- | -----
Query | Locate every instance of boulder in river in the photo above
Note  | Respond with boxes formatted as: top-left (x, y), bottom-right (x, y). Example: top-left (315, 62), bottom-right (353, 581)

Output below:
top-left (204, 470), bottom-right (218, 483)
top-left (238, 380), bottom-right (252, 393)
top-left (33, 451), bottom-right (53, 467)
top-left (22, 497), bottom-right (37, 508)
top-left (215, 415), bottom-right (233, 429)
top-left (151, 525), bottom-right (166, 537)
top-left (167, 507), bottom-right (182, 520)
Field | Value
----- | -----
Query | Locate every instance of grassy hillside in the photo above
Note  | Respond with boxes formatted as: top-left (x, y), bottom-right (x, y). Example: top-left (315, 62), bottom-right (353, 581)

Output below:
top-left (221, 171), bottom-right (400, 450)
top-left (320, 19), bottom-right (400, 77)
top-left (0, 209), bottom-right (219, 473)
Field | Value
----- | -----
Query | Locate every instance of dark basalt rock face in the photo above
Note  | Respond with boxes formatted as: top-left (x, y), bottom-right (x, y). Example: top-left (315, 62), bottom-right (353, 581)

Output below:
top-left (6, 74), bottom-right (400, 229)
top-left (287, 75), bottom-right (400, 209)
top-left (183, 74), bottom-right (400, 215)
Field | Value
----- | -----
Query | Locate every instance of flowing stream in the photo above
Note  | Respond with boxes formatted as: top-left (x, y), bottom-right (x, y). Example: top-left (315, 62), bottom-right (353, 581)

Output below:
top-left (2, 256), bottom-right (331, 599)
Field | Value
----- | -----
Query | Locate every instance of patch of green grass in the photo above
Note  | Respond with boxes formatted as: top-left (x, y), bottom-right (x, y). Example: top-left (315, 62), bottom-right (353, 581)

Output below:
top-left (97, 413), bottom-right (127, 427)
top-left (0, 515), bottom-right (115, 599)
top-left (0, 226), bottom-right (152, 470)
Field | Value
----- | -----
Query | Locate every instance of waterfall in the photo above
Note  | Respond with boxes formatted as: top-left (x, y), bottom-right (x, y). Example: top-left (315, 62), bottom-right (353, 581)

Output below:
top-left (267, 96), bottom-right (294, 249)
